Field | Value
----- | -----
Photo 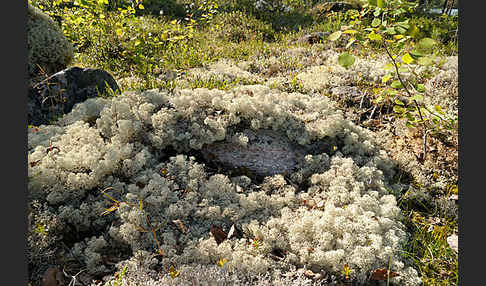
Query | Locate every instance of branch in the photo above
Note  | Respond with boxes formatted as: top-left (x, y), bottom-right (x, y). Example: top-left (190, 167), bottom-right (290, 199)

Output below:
top-left (381, 39), bottom-right (429, 162)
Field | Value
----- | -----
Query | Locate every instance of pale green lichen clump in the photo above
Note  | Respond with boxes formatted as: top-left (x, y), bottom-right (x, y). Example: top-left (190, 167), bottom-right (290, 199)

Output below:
top-left (296, 50), bottom-right (389, 93)
top-left (28, 85), bottom-right (420, 285)
top-left (27, 4), bottom-right (74, 79)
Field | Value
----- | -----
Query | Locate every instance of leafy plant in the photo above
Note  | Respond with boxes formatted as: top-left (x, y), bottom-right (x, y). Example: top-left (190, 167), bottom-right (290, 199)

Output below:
top-left (342, 263), bottom-right (353, 280)
top-left (30, 0), bottom-right (217, 78)
top-left (328, 0), bottom-right (457, 162)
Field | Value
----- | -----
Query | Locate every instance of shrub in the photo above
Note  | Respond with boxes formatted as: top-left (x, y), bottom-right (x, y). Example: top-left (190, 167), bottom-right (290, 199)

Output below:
top-left (27, 4), bottom-right (73, 79)
top-left (28, 85), bottom-right (420, 285)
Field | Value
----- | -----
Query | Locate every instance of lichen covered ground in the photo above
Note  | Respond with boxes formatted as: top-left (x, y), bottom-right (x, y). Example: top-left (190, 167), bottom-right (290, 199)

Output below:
top-left (28, 36), bottom-right (457, 286)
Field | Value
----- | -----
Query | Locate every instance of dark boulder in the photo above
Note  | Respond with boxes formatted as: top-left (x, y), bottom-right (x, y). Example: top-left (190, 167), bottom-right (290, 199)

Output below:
top-left (28, 67), bottom-right (120, 126)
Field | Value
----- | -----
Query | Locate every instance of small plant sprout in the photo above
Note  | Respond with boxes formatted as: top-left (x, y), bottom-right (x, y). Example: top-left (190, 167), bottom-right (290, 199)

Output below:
top-left (28, 125), bottom-right (41, 132)
top-left (100, 187), bottom-right (122, 216)
top-left (35, 223), bottom-right (47, 236)
top-left (108, 265), bottom-right (128, 286)
top-left (217, 258), bottom-right (228, 268)
top-left (251, 238), bottom-right (261, 249)
top-left (342, 263), bottom-right (353, 281)
top-left (387, 255), bottom-right (394, 286)
top-left (167, 265), bottom-right (181, 278)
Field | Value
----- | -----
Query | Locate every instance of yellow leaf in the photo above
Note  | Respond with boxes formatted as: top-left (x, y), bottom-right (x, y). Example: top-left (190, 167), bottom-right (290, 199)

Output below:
top-left (217, 258), bottom-right (228, 268)
top-left (138, 3), bottom-right (144, 9)
top-left (115, 28), bottom-right (124, 37)
top-left (382, 74), bottom-right (392, 84)
top-left (170, 19), bottom-right (178, 25)
top-left (102, 203), bottom-right (119, 216)
top-left (383, 63), bottom-right (394, 71)
top-left (345, 37), bottom-right (356, 49)
top-left (169, 266), bottom-right (180, 278)
top-left (402, 52), bottom-right (414, 65)
top-left (394, 34), bottom-right (405, 40)
top-left (368, 31), bottom-right (382, 42)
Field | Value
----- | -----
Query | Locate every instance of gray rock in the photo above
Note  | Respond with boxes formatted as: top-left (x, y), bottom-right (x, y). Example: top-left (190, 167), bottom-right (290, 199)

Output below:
top-left (201, 129), bottom-right (306, 179)
top-left (331, 86), bottom-right (362, 99)
top-left (28, 67), bottom-right (120, 126)
top-left (200, 129), bottom-right (337, 179)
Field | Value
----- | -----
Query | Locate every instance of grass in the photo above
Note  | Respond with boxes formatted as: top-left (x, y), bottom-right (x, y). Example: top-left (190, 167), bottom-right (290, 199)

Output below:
top-left (28, 0), bottom-right (459, 285)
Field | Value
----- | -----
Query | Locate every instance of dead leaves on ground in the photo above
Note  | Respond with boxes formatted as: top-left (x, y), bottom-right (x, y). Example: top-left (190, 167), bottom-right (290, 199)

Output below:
top-left (210, 224), bottom-right (243, 245)
top-left (210, 225), bottom-right (228, 245)
top-left (370, 268), bottom-right (400, 280)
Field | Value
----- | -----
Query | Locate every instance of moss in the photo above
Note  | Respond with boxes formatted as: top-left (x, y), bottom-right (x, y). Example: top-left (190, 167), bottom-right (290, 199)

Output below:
top-left (27, 4), bottom-right (73, 79)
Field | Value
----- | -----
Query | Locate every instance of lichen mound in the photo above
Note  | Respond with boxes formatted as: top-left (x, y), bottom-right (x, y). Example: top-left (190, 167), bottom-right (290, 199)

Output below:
top-left (28, 85), bottom-right (420, 285)
top-left (27, 4), bottom-right (74, 80)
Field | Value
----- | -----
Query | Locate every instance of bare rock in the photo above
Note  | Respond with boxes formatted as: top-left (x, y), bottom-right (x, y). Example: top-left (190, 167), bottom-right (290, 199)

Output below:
top-left (201, 129), bottom-right (308, 179)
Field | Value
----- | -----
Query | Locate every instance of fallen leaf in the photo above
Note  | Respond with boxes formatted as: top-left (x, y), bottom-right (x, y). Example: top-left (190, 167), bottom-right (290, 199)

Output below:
top-left (217, 258), bottom-right (228, 268)
top-left (304, 269), bottom-right (316, 278)
top-left (42, 268), bottom-right (66, 286)
top-left (172, 219), bottom-right (187, 234)
top-left (168, 265), bottom-right (180, 278)
top-left (370, 268), bottom-right (399, 280)
top-left (210, 225), bottom-right (228, 245)
top-left (270, 248), bottom-right (286, 260)
top-left (29, 160), bottom-right (41, 167)
top-left (227, 224), bottom-right (243, 239)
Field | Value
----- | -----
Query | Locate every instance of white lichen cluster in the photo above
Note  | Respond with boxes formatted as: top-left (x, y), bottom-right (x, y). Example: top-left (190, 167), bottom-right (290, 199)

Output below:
top-left (28, 85), bottom-right (420, 285)
top-left (296, 50), bottom-right (388, 93)
top-left (424, 56), bottom-right (458, 119)
top-left (244, 46), bottom-right (327, 78)
top-left (27, 4), bottom-right (73, 79)
top-left (95, 262), bottom-right (323, 286)
top-left (180, 59), bottom-right (263, 87)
